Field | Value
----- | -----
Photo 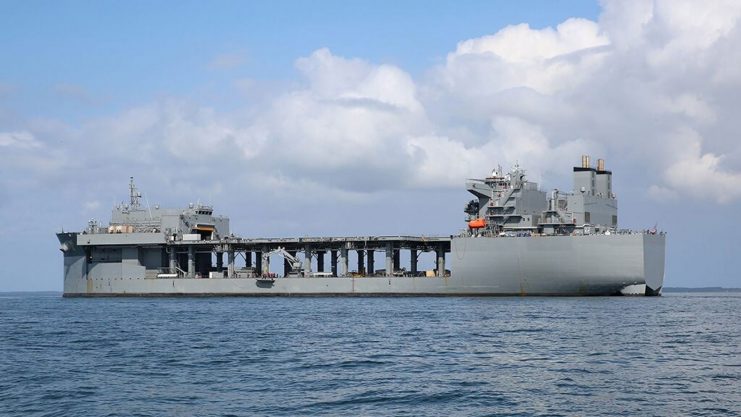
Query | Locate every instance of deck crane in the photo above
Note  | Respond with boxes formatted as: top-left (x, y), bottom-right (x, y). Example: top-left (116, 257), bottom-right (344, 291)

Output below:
top-left (262, 246), bottom-right (303, 277)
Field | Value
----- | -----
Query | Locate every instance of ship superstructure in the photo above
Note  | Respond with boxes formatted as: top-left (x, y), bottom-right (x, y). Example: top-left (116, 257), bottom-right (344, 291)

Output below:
top-left (464, 156), bottom-right (617, 236)
top-left (58, 157), bottom-right (665, 296)
top-left (103, 177), bottom-right (230, 240)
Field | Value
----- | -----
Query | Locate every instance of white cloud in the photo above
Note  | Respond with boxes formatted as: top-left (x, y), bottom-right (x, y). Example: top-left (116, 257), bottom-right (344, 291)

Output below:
top-left (659, 94), bottom-right (716, 124)
top-left (0, 131), bottom-right (41, 149)
top-left (647, 185), bottom-right (678, 202)
top-left (295, 48), bottom-right (372, 97)
top-left (455, 18), bottom-right (609, 62)
top-left (661, 128), bottom-right (741, 203)
top-left (5, 0), bottom-right (741, 205)
top-left (422, 0), bottom-right (741, 203)
top-left (0, 130), bottom-right (66, 191)
top-left (438, 18), bottom-right (610, 96)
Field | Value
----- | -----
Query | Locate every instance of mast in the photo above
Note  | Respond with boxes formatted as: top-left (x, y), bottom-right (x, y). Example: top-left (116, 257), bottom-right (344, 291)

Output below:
top-left (129, 177), bottom-right (142, 209)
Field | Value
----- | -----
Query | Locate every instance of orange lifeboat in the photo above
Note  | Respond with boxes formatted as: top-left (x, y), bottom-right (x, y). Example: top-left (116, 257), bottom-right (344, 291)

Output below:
top-left (468, 218), bottom-right (486, 229)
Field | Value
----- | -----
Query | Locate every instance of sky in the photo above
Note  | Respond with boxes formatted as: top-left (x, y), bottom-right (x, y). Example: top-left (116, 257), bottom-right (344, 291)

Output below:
top-left (1, 0), bottom-right (740, 290)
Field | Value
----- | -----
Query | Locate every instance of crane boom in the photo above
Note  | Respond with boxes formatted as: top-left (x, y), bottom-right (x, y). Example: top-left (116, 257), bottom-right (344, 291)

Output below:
top-left (262, 246), bottom-right (303, 275)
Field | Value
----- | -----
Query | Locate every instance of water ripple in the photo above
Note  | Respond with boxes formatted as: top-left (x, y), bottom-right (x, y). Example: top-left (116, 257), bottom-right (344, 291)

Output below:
top-left (0, 293), bottom-right (739, 416)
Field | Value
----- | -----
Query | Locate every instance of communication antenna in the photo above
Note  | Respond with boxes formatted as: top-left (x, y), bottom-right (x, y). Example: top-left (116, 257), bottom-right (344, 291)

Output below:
top-left (144, 194), bottom-right (153, 220)
top-left (129, 177), bottom-right (142, 209)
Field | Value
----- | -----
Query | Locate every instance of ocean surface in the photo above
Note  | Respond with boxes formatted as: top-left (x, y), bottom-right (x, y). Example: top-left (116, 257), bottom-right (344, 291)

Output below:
top-left (1, 293), bottom-right (739, 417)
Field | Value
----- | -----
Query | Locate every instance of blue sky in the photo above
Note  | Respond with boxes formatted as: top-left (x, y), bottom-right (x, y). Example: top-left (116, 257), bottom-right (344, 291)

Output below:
top-left (2, 1), bottom-right (599, 119)
top-left (1, 0), bottom-right (740, 290)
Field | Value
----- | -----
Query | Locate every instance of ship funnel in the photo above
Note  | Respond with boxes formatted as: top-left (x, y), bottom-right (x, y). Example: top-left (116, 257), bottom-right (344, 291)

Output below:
top-left (597, 158), bottom-right (605, 171)
top-left (581, 155), bottom-right (590, 168)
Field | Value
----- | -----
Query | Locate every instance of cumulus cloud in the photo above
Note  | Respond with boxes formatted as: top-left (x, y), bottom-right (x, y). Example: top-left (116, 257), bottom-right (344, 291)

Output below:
top-left (5, 0), bottom-right (741, 205)
top-left (660, 128), bottom-right (741, 203)
top-left (235, 49), bottom-right (432, 191)
top-left (443, 18), bottom-right (610, 95)
top-left (423, 0), bottom-right (741, 202)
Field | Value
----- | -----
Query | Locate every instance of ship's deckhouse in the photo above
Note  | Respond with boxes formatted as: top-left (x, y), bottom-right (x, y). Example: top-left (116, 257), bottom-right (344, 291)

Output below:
top-left (465, 155), bottom-right (618, 236)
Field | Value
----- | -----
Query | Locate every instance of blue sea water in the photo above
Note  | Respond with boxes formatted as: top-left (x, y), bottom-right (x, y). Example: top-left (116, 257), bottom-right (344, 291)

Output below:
top-left (0, 293), bottom-right (739, 417)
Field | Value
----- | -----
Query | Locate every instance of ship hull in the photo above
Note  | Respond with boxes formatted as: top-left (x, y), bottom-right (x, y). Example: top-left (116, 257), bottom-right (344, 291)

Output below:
top-left (60, 233), bottom-right (665, 297)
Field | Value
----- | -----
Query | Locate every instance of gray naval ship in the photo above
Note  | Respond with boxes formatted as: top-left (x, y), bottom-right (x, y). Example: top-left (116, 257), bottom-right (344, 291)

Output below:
top-left (57, 155), bottom-right (665, 296)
